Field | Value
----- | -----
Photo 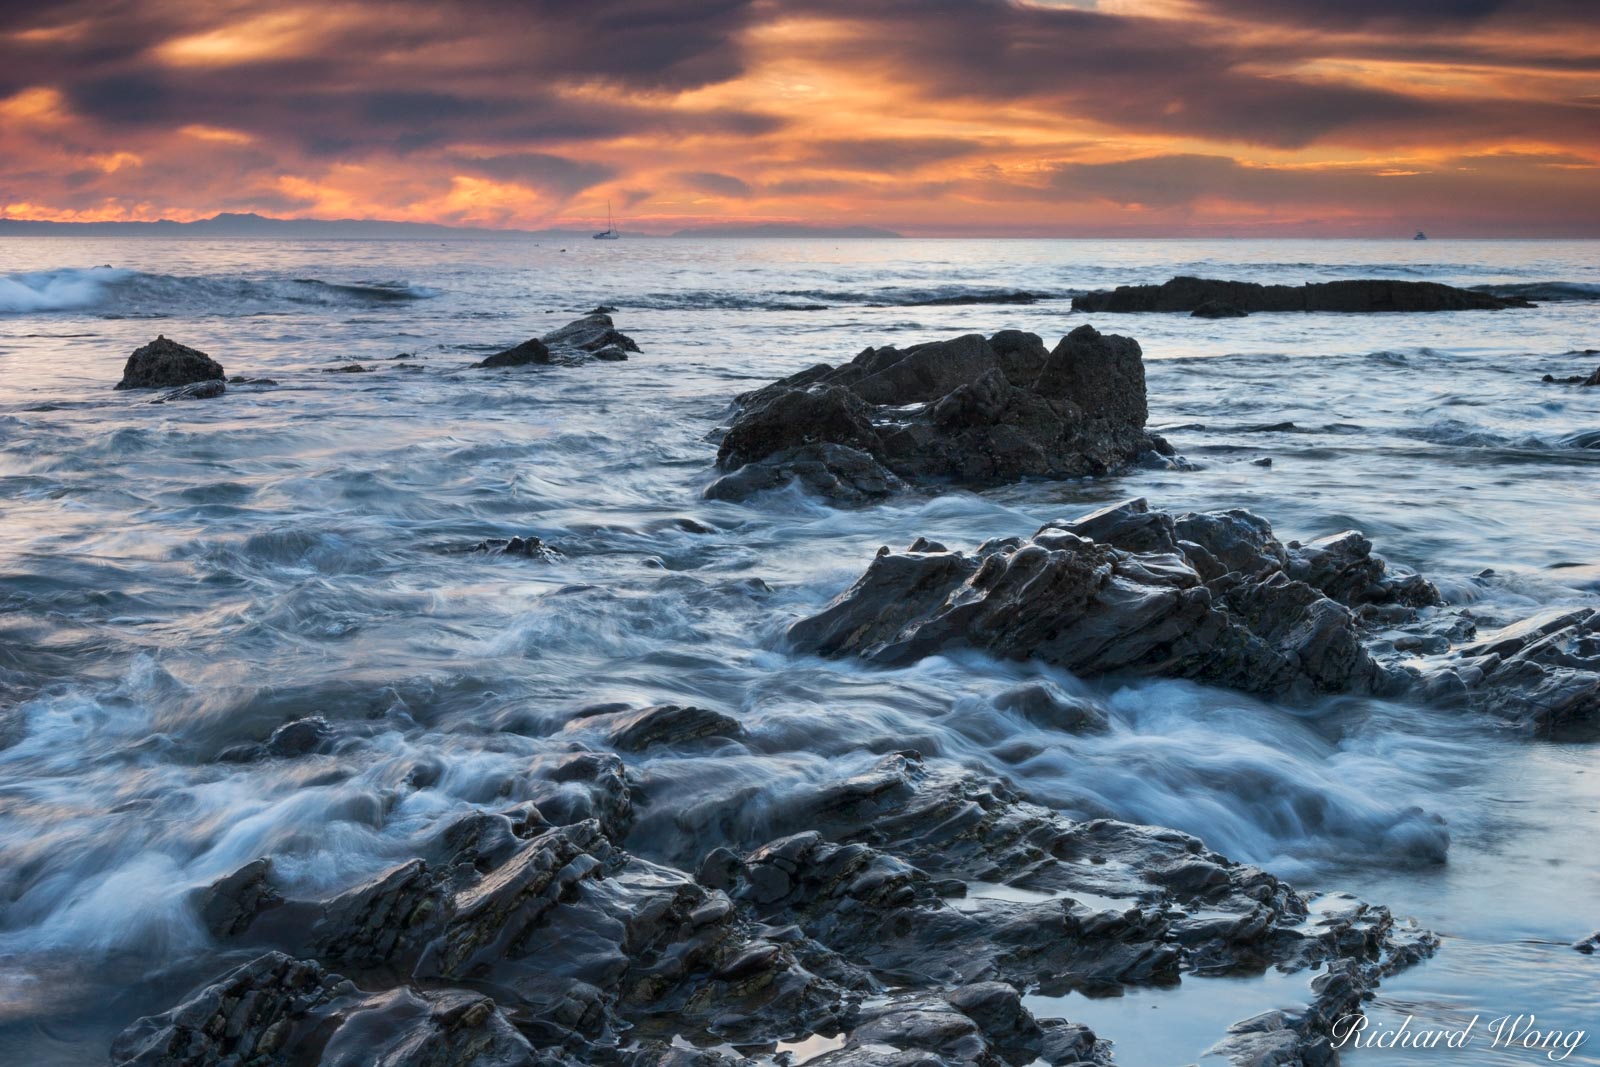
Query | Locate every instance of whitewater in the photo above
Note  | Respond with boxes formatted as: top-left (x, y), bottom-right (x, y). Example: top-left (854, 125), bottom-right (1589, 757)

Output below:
top-left (1, 237), bottom-right (1597, 1066)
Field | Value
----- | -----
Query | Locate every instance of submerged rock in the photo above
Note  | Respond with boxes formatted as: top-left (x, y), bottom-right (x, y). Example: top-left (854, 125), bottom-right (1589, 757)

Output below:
top-left (115, 336), bottom-right (225, 390)
top-left (791, 498), bottom-right (1598, 731)
top-left (1072, 276), bottom-right (1532, 314)
top-left (1542, 365), bottom-right (1600, 386)
top-left (469, 535), bottom-right (561, 561)
top-left (475, 313), bottom-right (640, 369)
top-left (708, 325), bottom-right (1175, 502)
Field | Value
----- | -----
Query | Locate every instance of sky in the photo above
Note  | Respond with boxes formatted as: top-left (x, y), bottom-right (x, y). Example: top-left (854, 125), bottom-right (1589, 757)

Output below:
top-left (1, 0), bottom-right (1597, 236)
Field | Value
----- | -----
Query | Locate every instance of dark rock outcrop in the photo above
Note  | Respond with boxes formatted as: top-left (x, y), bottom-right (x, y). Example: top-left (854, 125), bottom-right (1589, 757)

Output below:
top-left (128, 743), bottom-right (1432, 1067)
top-left (1542, 365), bottom-right (1600, 386)
top-left (475, 313), bottom-right (640, 369)
top-left (115, 336), bottom-right (225, 390)
top-left (1072, 275), bottom-right (1533, 314)
top-left (1191, 300), bottom-right (1248, 319)
top-left (708, 326), bottom-right (1178, 502)
top-left (790, 498), bottom-right (1598, 731)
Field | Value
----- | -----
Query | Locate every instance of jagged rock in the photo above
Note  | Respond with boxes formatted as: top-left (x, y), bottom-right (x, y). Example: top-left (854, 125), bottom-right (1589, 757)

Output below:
top-left (1576, 932), bottom-right (1598, 954)
top-left (109, 951), bottom-right (536, 1067)
top-left (476, 313), bottom-right (641, 369)
top-left (196, 858), bottom-right (283, 938)
top-left (792, 498), bottom-right (1598, 733)
top-left (115, 336), bottom-right (225, 390)
top-left (710, 326), bottom-right (1173, 502)
top-left (790, 499), bottom-right (1397, 702)
top-left (471, 535), bottom-right (561, 561)
top-left (1542, 365), bottom-right (1600, 386)
top-left (1072, 276), bottom-right (1532, 313)
top-left (1191, 300), bottom-right (1248, 319)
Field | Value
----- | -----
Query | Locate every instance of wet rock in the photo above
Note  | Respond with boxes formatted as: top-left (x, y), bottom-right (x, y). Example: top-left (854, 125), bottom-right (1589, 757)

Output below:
top-left (790, 498), bottom-right (1396, 703)
top-left (228, 376), bottom-right (278, 386)
top-left (474, 313), bottom-right (641, 369)
top-left (704, 443), bottom-right (906, 504)
top-left (151, 380), bottom-right (225, 403)
top-left (475, 337), bottom-right (551, 368)
top-left (606, 704), bottom-right (744, 752)
top-left (1542, 365), bottom-right (1600, 386)
top-left (1575, 932), bottom-right (1598, 954)
top-left (710, 326), bottom-right (1173, 502)
top-left (266, 715), bottom-right (330, 757)
top-left (992, 682), bottom-right (1109, 734)
top-left (115, 336), bottom-right (225, 390)
top-left (794, 498), bottom-right (1598, 733)
top-left (1073, 275), bottom-right (1532, 313)
top-left (1191, 300), bottom-right (1248, 319)
top-left (109, 950), bottom-right (536, 1067)
top-left (321, 363), bottom-right (369, 373)
top-left (471, 535), bottom-right (561, 561)
top-left (196, 858), bottom-right (283, 938)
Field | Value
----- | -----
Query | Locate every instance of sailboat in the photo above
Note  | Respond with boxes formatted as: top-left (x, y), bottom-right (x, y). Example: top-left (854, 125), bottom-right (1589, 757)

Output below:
top-left (593, 201), bottom-right (620, 240)
top-left (1413, 230), bottom-right (1427, 241)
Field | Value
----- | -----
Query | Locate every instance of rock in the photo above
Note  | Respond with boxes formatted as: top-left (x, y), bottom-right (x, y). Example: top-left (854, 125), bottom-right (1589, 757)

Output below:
top-left (790, 499), bottom-right (1396, 703)
top-left (321, 363), bottom-right (369, 373)
top-left (992, 682), bottom-right (1109, 734)
top-left (604, 704), bottom-right (744, 752)
top-left (792, 499), bottom-right (1599, 733)
top-left (151, 380), bottom-right (226, 403)
top-left (228, 376), bottom-right (278, 386)
top-left (115, 336), bottom-right (225, 390)
top-left (1191, 300), bottom-right (1248, 319)
top-left (475, 337), bottom-right (550, 368)
top-left (1252, 456), bottom-right (1273, 467)
top-left (109, 951), bottom-right (536, 1067)
top-left (266, 716), bottom-right (330, 757)
top-left (1072, 275), bottom-right (1533, 314)
top-left (709, 325), bottom-right (1174, 502)
top-left (471, 535), bottom-right (560, 561)
top-left (1542, 365), bottom-right (1600, 386)
top-left (474, 313), bottom-right (641, 369)
top-left (1576, 932), bottom-right (1598, 954)
top-left (195, 858), bottom-right (283, 938)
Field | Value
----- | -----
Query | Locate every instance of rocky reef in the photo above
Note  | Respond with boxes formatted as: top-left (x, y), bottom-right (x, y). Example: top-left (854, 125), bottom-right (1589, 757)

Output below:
top-left (1071, 276), bottom-right (1533, 314)
top-left (112, 745), bottom-right (1432, 1067)
top-left (115, 336), bottom-right (226, 390)
top-left (791, 499), bottom-right (1599, 733)
top-left (474, 312), bottom-right (640, 368)
top-left (707, 325), bottom-right (1179, 503)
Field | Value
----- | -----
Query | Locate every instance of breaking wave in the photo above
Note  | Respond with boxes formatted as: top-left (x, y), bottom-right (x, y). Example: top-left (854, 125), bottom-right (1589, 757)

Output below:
top-left (626, 285), bottom-right (1068, 312)
top-left (0, 267), bottom-right (439, 316)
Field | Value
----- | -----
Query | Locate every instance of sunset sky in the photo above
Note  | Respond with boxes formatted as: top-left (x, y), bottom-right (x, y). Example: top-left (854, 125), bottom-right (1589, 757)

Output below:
top-left (2, 0), bottom-right (1597, 236)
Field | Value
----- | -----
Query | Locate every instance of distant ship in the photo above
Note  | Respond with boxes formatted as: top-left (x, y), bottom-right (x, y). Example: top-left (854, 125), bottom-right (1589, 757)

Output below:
top-left (1413, 231), bottom-right (1427, 241)
top-left (593, 201), bottom-right (620, 240)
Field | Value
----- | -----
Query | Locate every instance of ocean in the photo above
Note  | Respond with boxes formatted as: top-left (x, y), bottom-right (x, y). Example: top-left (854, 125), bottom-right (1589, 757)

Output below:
top-left (2, 236), bottom-right (1598, 1065)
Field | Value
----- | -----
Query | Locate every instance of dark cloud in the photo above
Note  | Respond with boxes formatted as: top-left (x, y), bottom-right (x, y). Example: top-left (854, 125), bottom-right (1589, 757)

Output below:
top-left (677, 171), bottom-right (752, 196)
top-left (458, 152), bottom-right (618, 197)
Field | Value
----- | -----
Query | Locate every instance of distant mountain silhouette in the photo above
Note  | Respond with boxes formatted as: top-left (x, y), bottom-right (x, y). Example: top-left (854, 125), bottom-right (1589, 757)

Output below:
top-left (0, 212), bottom-right (598, 239)
top-left (670, 223), bottom-right (903, 238)
top-left (0, 212), bottom-right (903, 239)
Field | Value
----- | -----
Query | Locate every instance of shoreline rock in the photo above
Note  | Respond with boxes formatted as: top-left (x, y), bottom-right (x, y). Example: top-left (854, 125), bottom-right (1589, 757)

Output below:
top-left (115, 336), bottom-right (225, 390)
top-left (1072, 276), bottom-right (1533, 314)
top-left (790, 498), bottom-right (1599, 732)
top-left (116, 748), bottom-right (1433, 1067)
top-left (708, 325), bottom-right (1183, 502)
